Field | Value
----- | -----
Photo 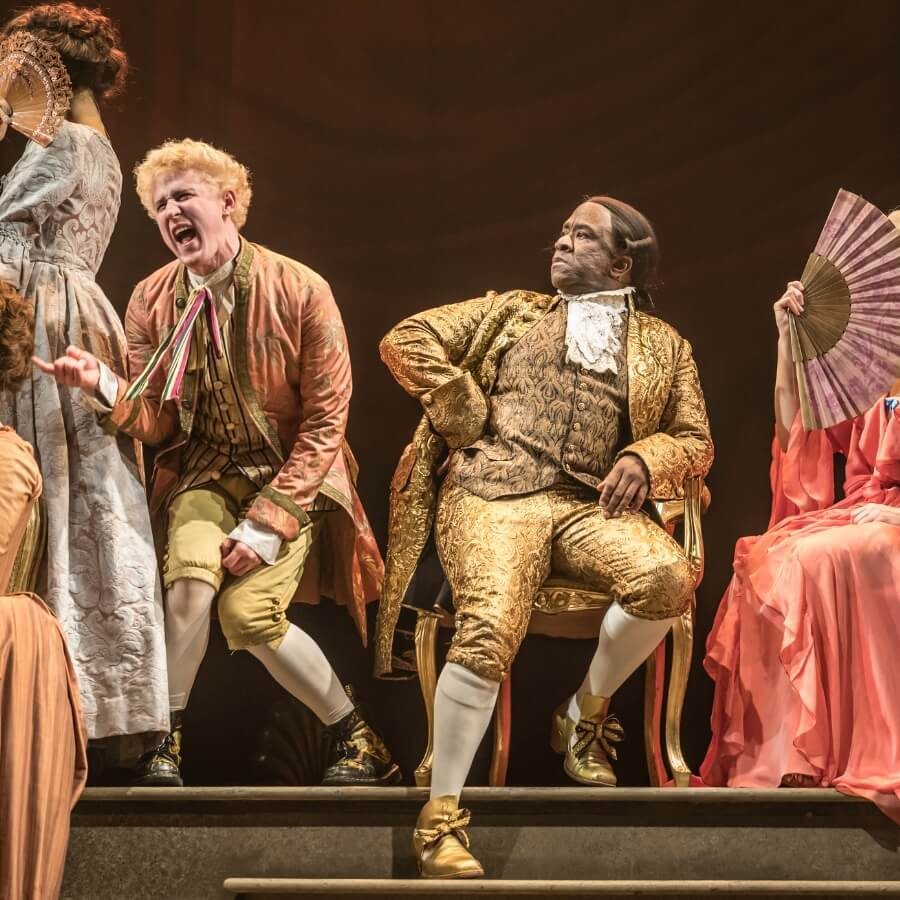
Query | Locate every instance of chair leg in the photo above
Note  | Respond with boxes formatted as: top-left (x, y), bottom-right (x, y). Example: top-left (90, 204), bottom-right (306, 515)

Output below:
top-left (665, 599), bottom-right (695, 787)
top-left (489, 674), bottom-right (511, 787)
top-left (643, 641), bottom-right (667, 787)
top-left (5, 497), bottom-right (44, 594)
top-left (413, 612), bottom-right (440, 788)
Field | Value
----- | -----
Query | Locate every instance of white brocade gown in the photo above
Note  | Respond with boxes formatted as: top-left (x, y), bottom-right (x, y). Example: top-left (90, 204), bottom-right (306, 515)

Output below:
top-left (0, 122), bottom-right (168, 747)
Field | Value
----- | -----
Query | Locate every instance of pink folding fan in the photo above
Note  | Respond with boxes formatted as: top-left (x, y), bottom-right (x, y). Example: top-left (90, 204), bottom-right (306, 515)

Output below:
top-left (790, 189), bottom-right (900, 430)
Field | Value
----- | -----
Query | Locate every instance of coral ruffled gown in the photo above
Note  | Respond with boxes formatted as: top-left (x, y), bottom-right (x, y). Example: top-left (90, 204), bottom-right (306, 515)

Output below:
top-left (701, 397), bottom-right (900, 820)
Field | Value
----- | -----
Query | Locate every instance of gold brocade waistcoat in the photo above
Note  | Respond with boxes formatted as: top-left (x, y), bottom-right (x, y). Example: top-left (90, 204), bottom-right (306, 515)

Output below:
top-left (451, 303), bottom-right (628, 499)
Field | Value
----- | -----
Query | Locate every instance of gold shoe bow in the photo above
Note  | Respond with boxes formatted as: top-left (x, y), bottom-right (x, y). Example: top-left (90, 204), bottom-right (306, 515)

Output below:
top-left (572, 714), bottom-right (625, 760)
top-left (415, 807), bottom-right (473, 850)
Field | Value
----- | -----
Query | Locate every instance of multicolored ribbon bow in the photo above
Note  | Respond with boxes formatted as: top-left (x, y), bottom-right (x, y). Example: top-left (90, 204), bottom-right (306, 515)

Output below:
top-left (124, 286), bottom-right (223, 402)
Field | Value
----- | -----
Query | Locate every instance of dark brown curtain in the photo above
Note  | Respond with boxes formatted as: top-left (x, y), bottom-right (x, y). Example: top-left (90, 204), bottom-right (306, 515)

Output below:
top-left (2, 0), bottom-right (898, 782)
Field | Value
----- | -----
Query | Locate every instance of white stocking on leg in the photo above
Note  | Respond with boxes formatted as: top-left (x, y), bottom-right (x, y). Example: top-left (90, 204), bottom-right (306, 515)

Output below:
top-left (247, 623), bottom-right (354, 726)
top-left (430, 662), bottom-right (500, 801)
top-left (166, 579), bottom-right (216, 711)
top-left (567, 603), bottom-right (676, 721)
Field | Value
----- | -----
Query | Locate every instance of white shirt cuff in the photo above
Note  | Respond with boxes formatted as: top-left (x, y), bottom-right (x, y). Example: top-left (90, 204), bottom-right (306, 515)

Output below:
top-left (81, 361), bottom-right (119, 414)
top-left (228, 519), bottom-right (282, 565)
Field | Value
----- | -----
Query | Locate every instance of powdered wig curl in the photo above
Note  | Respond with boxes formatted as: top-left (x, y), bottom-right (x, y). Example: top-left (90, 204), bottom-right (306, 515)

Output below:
top-left (0, 280), bottom-right (35, 394)
top-left (134, 139), bottom-right (253, 229)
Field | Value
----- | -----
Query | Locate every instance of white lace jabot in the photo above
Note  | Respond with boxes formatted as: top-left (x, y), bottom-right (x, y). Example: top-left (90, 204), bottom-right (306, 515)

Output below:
top-left (562, 287), bottom-right (633, 375)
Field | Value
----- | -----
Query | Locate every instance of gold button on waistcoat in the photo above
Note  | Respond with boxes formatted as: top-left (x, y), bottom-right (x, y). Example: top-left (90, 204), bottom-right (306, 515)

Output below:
top-left (213, 380), bottom-right (224, 390)
top-left (210, 471), bottom-right (221, 481)
top-left (572, 422), bottom-right (581, 432)
top-left (225, 422), bottom-right (237, 431)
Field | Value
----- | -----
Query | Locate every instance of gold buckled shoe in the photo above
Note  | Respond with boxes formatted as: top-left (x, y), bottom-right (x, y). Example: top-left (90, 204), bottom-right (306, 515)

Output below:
top-left (413, 795), bottom-right (484, 879)
top-left (551, 694), bottom-right (624, 787)
top-left (133, 710), bottom-right (184, 787)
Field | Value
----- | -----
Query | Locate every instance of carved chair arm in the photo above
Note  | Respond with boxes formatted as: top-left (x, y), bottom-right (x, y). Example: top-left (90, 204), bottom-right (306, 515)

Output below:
top-left (651, 475), bottom-right (707, 587)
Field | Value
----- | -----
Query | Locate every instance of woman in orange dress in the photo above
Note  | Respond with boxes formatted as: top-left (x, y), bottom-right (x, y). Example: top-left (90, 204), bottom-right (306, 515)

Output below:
top-left (0, 280), bottom-right (86, 900)
top-left (701, 228), bottom-right (900, 819)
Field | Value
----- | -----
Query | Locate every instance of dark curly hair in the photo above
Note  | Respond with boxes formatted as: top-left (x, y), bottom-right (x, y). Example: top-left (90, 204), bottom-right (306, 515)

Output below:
top-left (0, 281), bottom-right (34, 394)
top-left (2, 3), bottom-right (127, 100)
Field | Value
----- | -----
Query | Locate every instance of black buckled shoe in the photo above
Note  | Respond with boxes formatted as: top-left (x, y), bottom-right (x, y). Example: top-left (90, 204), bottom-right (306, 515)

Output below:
top-left (133, 710), bottom-right (184, 787)
top-left (321, 705), bottom-right (401, 786)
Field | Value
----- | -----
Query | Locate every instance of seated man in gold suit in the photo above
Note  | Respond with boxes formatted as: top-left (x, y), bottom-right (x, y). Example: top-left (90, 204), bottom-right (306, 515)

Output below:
top-left (376, 196), bottom-right (713, 878)
top-left (0, 280), bottom-right (87, 900)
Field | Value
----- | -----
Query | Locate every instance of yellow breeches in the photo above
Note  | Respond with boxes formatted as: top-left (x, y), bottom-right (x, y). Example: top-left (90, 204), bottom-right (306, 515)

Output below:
top-left (164, 474), bottom-right (317, 651)
top-left (435, 479), bottom-right (693, 682)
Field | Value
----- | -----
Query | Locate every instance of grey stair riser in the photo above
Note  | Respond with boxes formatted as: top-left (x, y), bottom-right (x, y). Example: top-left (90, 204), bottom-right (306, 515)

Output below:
top-left (65, 822), bottom-right (900, 899)
top-left (62, 789), bottom-right (900, 900)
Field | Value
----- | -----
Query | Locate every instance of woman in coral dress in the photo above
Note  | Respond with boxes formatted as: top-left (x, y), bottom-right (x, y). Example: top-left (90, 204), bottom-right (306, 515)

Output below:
top-left (701, 254), bottom-right (900, 821)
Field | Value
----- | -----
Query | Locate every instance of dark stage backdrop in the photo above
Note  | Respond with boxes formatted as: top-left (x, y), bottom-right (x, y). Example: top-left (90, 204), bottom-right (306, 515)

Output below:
top-left (3, 0), bottom-right (899, 785)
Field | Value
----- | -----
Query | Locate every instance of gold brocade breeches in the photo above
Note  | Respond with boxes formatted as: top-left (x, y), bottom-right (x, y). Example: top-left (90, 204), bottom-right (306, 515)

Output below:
top-left (436, 480), bottom-right (693, 682)
top-left (164, 474), bottom-right (317, 651)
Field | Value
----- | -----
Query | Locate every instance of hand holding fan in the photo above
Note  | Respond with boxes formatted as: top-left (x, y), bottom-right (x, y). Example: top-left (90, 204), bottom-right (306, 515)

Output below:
top-left (789, 189), bottom-right (900, 430)
top-left (0, 31), bottom-right (71, 146)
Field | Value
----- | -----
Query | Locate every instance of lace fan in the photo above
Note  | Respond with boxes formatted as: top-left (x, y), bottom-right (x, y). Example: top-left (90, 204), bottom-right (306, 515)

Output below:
top-left (0, 32), bottom-right (71, 146)
top-left (789, 189), bottom-right (900, 430)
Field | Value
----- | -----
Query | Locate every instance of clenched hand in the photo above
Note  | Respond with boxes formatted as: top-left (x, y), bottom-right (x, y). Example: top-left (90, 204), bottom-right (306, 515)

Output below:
top-left (221, 538), bottom-right (264, 577)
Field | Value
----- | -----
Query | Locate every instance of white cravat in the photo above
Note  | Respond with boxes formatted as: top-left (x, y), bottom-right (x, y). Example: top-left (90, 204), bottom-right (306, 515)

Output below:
top-left (562, 287), bottom-right (634, 376)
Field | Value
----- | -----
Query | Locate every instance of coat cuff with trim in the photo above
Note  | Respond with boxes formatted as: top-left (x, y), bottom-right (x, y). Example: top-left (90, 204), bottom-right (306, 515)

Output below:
top-left (246, 485), bottom-right (311, 542)
top-left (616, 434), bottom-right (686, 500)
top-left (421, 371), bottom-right (489, 449)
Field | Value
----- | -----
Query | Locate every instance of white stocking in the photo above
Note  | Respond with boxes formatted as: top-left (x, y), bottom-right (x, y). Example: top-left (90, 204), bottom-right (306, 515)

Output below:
top-left (247, 623), bottom-right (353, 725)
top-left (430, 662), bottom-right (500, 800)
top-left (166, 579), bottom-right (215, 711)
top-left (567, 602), bottom-right (676, 721)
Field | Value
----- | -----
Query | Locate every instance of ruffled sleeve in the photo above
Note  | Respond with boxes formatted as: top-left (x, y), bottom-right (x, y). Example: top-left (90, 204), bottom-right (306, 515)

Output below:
top-left (768, 411), bottom-right (853, 527)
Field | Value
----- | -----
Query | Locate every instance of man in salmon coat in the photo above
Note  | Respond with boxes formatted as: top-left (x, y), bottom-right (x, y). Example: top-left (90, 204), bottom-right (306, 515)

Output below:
top-left (36, 138), bottom-right (398, 787)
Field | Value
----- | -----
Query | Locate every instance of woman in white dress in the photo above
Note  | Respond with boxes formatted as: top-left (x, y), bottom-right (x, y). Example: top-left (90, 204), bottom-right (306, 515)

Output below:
top-left (0, 4), bottom-right (167, 762)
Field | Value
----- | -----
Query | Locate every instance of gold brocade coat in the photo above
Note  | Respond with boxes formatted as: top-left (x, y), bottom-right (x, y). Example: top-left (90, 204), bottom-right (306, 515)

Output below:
top-left (373, 289), bottom-right (713, 676)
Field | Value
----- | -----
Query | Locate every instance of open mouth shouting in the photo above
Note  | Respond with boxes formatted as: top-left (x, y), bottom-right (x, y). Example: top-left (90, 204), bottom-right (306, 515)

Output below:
top-left (172, 222), bottom-right (200, 252)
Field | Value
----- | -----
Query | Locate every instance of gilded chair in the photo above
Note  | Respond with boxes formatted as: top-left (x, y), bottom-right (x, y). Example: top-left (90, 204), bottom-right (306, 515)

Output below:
top-left (4, 497), bottom-right (45, 594)
top-left (412, 475), bottom-right (708, 788)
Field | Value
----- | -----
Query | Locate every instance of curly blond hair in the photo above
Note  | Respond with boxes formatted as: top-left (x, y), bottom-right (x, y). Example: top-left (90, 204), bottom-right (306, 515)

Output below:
top-left (0, 280), bottom-right (34, 394)
top-left (134, 139), bottom-right (252, 229)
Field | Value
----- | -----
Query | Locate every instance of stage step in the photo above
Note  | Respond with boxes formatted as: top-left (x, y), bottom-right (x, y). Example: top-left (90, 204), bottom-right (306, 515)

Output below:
top-left (223, 877), bottom-right (900, 897)
top-left (63, 787), bottom-right (900, 899)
